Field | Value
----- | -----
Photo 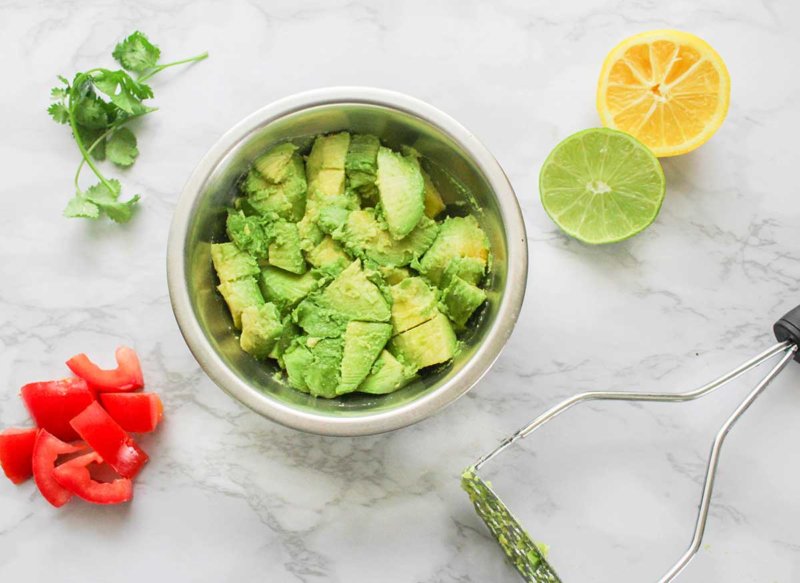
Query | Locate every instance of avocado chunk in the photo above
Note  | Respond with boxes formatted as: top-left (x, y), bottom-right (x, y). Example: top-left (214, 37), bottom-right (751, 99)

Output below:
top-left (282, 340), bottom-right (313, 393)
top-left (320, 259), bottom-right (391, 322)
top-left (217, 277), bottom-right (264, 329)
top-left (306, 132), bottom-right (350, 199)
top-left (269, 317), bottom-right (301, 364)
top-left (306, 236), bottom-right (350, 273)
top-left (211, 242), bottom-right (260, 282)
top-left (346, 134), bottom-right (380, 202)
top-left (253, 142), bottom-right (298, 183)
top-left (376, 147), bottom-right (425, 239)
top-left (240, 303), bottom-right (284, 359)
top-left (259, 267), bottom-right (319, 312)
top-left (422, 168), bottom-right (446, 219)
top-left (418, 216), bottom-right (490, 286)
top-left (293, 295), bottom-right (349, 338)
top-left (440, 256), bottom-right (487, 288)
top-left (244, 147), bottom-right (307, 222)
top-left (389, 277), bottom-right (439, 334)
top-left (338, 208), bottom-right (438, 267)
top-left (390, 311), bottom-right (457, 371)
top-left (266, 220), bottom-right (306, 274)
top-left (303, 337), bottom-right (344, 398)
top-left (441, 276), bottom-right (487, 328)
top-left (338, 321), bottom-right (393, 395)
top-left (358, 350), bottom-right (411, 394)
top-left (226, 211), bottom-right (270, 261)
top-left (279, 154), bottom-right (308, 221)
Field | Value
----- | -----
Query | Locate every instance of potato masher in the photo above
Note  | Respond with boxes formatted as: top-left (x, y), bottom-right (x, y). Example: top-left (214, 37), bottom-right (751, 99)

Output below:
top-left (463, 303), bottom-right (800, 582)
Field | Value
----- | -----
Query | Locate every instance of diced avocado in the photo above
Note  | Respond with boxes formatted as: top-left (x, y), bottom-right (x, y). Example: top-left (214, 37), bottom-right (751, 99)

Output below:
top-left (346, 134), bottom-right (380, 202)
top-left (226, 211), bottom-right (270, 261)
top-left (303, 337), bottom-right (344, 398)
top-left (418, 216), bottom-right (490, 285)
top-left (253, 142), bottom-right (298, 183)
top-left (266, 220), bottom-right (306, 274)
top-left (307, 133), bottom-right (350, 199)
top-left (421, 168), bottom-right (446, 219)
top-left (441, 276), bottom-right (487, 328)
top-left (390, 277), bottom-right (439, 334)
top-left (440, 256), bottom-right (487, 288)
top-left (338, 208), bottom-right (438, 267)
top-left (358, 350), bottom-right (411, 394)
top-left (280, 154), bottom-right (308, 221)
top-left (269, 317), bottom-right (300, 364)
top-left (338, 321), bottom-right (393, 395)
top-left (306, 236), bottom-right (350, 272)
top-left (211, 242), bottom-right (260, 282)
top-left (390, 311), bottom-right (457, 370)
top-left (379, 265), bottom-right (411, 285)
top-left (217, 277), bottom-right (264, 329)
top-left (240, 303), bottom-right (284, 359)
top-left (317, 204), bottom-right (351, 235)
top-left (293, 295), bottom-right (349, 338)
top-left (320, 259), bottom-right (391, 322)
top-left (283, 340), bottom-right (313, 392)
top-left (297, 204), bottom-right (324, 251)
top-left (242, 169), bottom-right (270, 197)
top-left (376, 147), bottom-right (425, 239)
top-left (246, 182), bottom-right (293, 219)
top-left (259, 267), bottom-right (319, 312)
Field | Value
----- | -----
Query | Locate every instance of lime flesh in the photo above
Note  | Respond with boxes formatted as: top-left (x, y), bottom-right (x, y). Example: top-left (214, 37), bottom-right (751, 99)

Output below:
top-left (539, 128), bottom-right (666, 244)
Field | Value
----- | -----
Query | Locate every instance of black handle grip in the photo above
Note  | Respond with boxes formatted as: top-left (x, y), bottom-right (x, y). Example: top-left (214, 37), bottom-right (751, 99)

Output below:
top-left (774, 304), bottom-right (800, 361)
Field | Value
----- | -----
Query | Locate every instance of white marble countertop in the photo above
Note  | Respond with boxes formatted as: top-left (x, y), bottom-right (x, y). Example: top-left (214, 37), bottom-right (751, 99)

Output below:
top-left (2, 1), bottom-right (799, 581)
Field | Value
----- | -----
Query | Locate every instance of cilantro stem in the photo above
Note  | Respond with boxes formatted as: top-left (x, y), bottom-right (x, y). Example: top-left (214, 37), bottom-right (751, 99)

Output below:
top-left (72, 109), bottom-right (154, 191)
top-left (138, 52), bottom-right (209, 82)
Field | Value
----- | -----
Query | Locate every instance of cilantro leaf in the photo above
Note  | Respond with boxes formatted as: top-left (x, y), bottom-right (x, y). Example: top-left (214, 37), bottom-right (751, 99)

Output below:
top-left (50, 87), bottom-right (67, 100)
top-left (73, 95), bottom-right (111, 128)
top-left (112, 31), bottom-right (161, 73)
top-left (92, 70), bottom-right (153, 115)
top-left (48, 103), bottom-right (70, 124)
top-left (106, 128), bottom-right (138, 167)
top-left (64, 194), bottom-right (100, 219)
top-left (84, 180), bottom-right (140, 223)
top-left (75, 124), bottom-right (107, 161)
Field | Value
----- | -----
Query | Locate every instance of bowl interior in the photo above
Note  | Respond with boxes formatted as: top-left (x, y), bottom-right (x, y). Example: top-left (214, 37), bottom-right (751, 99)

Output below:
top-left (182, 102), bottom-right (511, 420)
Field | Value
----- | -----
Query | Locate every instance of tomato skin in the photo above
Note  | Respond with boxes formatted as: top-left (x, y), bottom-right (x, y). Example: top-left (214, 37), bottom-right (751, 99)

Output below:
top-left (99, 393), bottom-right (163, 433)
top-left (70, 402), bottom-right (148, 479)
top-left (53, 452), bottom-right (133, 505)
top-left (66, 346), bottom-right (144, 393)
top-left (32, 430), bottom-right (85, 507)
top-left (0, 428), bottom-right (38, 484)
top-left (21, 378), bottom-right (95, 441)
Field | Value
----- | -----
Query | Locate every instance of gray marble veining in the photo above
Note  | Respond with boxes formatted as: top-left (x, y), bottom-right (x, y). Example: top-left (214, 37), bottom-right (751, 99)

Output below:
top-left (1, 1), bottom-right (799, 581)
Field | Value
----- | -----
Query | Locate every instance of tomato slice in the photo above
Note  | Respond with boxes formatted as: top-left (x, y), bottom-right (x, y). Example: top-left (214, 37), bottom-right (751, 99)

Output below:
top-left (32, 430), bottom-right (85, 507)
top-left (20, 378), bottom-right (95, 441)
top-left (53, 452), bottom-right (133, 505)
top-left (66, 346), bottom-right (144, 392)
top-left (99, 393), bottom-right (164, 433)
top-left (0, 428), bottom-right (38, 484)
top-left (70, 402), bottom-right (148, 479)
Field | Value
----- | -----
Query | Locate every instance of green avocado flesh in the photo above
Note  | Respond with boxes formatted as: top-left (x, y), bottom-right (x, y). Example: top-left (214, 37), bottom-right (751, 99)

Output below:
top-left (211, 133), bottom-right (493, 398)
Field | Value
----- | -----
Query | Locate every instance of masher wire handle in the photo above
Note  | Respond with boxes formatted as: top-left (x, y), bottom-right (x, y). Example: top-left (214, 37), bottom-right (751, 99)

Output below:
top-left (657, 342), bottom-right (797, 582)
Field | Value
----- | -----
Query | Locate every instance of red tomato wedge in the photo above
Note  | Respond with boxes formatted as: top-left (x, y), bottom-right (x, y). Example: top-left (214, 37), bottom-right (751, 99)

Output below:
top-left (0, 428), bottom-right (38, 484)
top-left (32, 430), bottom-right (85, 507)
top-left (66, 346), bottom-right (144, 393)
top-left (53, 452), bottom-right (133, 505)
top-left (21, 378), bottom-right (95, 441)
top-left (70, 402), bottom-right (148, 479)
top-left (99, 393), bottom-right (163, 433)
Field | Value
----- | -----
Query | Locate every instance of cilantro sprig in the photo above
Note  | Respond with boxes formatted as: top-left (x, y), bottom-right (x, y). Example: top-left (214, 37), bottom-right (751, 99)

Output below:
top-left (49, 31), bottom-right (207, 222)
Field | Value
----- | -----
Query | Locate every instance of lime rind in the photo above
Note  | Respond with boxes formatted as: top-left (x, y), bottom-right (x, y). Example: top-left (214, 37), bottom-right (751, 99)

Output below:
top-left (539, 128), bottom-right (666, 244)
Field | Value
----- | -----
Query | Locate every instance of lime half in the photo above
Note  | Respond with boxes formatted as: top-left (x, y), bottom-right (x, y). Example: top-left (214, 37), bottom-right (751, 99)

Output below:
top-left (539, 128), bottom-right (666, 244)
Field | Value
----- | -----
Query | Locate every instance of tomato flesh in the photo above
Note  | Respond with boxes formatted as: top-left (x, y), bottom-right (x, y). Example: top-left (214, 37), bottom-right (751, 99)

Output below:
top-left (0, 428), bottom-right (38, 484)
top-left (66, 346), bottom-right (144, 392)
top-left (32, 430), bottom-right (85, 507)
top-left (53, 452), bottom-right (133, 505)
top-left (99, 393), bottom-right (163, 433)
top-left (21, 378), bottom-right (95, 441)
top-left (70, 402), bottom-right (148, 479)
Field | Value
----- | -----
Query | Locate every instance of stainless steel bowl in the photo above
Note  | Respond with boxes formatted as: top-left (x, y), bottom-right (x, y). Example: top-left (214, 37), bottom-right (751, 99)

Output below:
top-left (167, 87), bottom-right (527, 436)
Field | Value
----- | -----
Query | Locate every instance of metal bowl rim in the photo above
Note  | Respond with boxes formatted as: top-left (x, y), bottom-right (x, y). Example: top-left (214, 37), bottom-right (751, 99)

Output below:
top-left (166, 86), bottom-right (528, 436)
